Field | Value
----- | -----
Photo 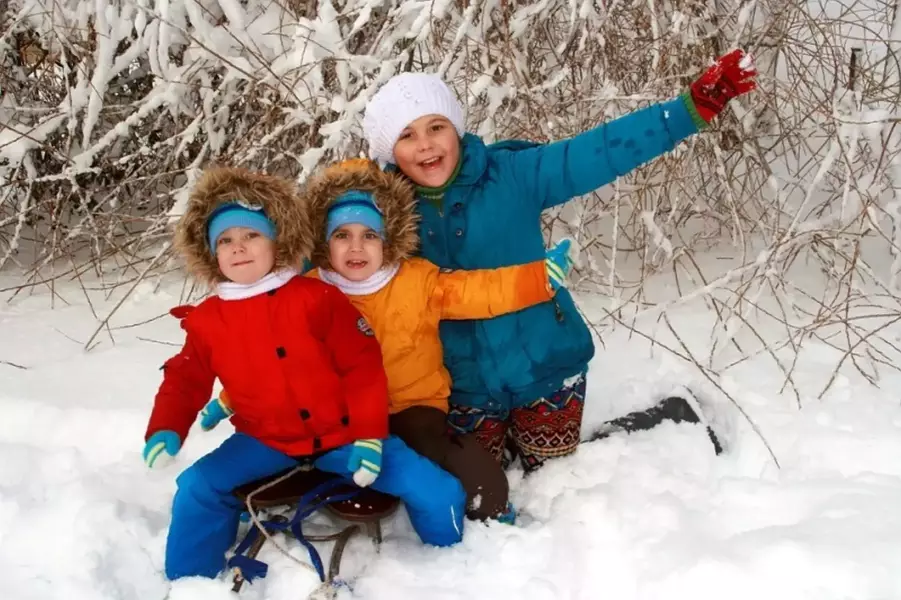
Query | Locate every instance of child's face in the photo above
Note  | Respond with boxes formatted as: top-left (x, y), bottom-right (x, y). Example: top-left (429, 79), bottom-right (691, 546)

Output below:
top-left (215, 226), bottom-right (276, 284)
top-left (392, 115), bottom-right (460, 188)
top-left (328, 223), bottom-right (384, 281)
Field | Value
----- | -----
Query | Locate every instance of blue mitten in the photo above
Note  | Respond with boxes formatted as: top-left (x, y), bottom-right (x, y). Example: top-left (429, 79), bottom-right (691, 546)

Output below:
top-left (545, 239), bottom-right (574, 291)
top-left (200, 395), bottom-right (234, 431)
top-left (143, 430), bottom-right (181, 469)
top-left (346, 439), bottom-right (383, 487)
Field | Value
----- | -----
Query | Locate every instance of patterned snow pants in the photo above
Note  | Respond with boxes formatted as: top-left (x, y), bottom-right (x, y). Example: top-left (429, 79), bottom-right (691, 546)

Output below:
top-left (447, 373), bottom-right (586, 472)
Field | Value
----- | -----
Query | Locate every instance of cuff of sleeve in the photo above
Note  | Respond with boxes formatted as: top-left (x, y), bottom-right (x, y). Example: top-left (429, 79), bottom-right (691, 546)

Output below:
top-left (680, 92), bottom-right (710, 131)
top-left (531, 260), bottom-right (556, 300)
top-left (350, 417), bottom-right (389, 441)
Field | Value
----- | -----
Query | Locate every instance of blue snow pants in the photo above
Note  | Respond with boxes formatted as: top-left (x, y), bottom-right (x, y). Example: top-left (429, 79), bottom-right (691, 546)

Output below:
top-left (164, 433), bottom-right (466, 580)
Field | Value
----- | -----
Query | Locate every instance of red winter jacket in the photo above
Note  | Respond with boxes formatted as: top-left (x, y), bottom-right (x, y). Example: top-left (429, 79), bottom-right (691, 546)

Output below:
top-left (146, 276), bottom-right (389, 456)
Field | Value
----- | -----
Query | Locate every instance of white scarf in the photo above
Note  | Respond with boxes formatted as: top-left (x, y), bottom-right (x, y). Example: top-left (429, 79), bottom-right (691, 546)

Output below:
top-left (318, 263), bottom-right (400, 296)
top-left (216, 268), bottom-right (298, 301)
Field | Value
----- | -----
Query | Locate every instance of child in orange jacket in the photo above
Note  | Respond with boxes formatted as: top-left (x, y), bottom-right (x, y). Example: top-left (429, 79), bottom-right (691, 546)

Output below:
top-left (204, 159), bottom-right (573, 522)
top-left (145, 166), bottom-right (465, 581)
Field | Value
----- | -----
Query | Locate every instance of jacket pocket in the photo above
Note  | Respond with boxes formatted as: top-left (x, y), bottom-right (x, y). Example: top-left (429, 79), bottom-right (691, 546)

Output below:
top-left (518, 292), bottom-right (594, 379)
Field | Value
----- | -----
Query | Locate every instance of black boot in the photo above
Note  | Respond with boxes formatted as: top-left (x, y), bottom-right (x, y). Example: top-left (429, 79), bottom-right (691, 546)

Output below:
top-left (588, 396), bottom-right (723, 455)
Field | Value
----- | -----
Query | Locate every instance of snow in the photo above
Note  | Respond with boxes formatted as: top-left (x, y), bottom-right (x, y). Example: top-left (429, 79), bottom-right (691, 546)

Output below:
top-left (3, 266), bottom-right (901, 600)
top-left (639, 209), bottom-right (674, 261)
top-left (3, 0), bottom-right (900, 593)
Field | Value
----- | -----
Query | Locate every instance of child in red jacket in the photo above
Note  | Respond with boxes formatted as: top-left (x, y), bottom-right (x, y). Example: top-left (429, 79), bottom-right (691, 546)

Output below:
top-left (144, 166), bottom-right (465, 581)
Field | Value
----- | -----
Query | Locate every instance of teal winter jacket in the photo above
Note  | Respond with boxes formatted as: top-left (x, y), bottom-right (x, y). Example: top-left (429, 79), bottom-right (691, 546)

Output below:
top-left (410, 95), bottom-right (703, 414)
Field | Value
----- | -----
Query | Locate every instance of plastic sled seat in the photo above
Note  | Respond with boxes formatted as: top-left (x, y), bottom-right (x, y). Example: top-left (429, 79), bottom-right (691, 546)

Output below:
top-left (229, 466), bottom-right (399, 592)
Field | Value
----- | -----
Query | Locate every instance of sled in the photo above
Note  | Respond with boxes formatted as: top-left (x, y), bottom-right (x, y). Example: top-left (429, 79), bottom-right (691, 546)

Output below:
top-left (229, 466), bottom-right (399, 592)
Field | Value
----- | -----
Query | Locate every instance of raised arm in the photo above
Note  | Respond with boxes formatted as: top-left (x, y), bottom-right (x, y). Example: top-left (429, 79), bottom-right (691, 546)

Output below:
top-left (502, 49), bottom-right (757, 211)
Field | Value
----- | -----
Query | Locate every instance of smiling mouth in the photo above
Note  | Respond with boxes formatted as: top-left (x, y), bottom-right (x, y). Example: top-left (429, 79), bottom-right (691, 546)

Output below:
top-left (420, 157), bottom-right (442, 169)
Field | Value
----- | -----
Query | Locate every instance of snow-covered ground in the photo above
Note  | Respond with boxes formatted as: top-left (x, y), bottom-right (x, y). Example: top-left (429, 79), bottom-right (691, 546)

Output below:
top-left (2, 270), bottom-right (901, 600)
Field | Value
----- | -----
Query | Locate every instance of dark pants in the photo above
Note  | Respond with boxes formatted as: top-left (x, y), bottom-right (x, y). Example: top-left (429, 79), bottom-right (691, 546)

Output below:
top-left (390, 406), bottom-right (509, 521)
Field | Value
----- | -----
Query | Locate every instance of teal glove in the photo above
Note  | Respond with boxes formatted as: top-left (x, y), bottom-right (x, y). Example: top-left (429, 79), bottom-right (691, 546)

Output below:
top-left (545, 239), bottom-right (574, 291)
top-left (346, 439), bottom-right (383, 487)
top-left (143, 430), bottom-right (181, 469)
top-left (200, 396), bottom-right (234, 431)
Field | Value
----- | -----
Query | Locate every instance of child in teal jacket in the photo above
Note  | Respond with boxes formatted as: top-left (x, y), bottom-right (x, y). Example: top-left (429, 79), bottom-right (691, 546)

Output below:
top-left (361, 50), bottom-right (757, 470)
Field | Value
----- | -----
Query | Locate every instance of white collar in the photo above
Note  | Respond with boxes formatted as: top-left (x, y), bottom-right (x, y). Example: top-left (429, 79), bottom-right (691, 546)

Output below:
top-left (318, 263), bottom-right (400, 296)
top-left (216, 268), bottom-right (297, 301)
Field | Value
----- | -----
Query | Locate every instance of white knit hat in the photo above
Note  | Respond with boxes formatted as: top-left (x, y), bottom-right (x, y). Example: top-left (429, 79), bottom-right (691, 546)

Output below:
top-left (363, 72), bottom-right (466, 166)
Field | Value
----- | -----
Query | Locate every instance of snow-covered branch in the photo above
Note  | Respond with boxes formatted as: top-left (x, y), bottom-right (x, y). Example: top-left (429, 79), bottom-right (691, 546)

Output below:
top-left (2, 0), bottom-right (900, 394)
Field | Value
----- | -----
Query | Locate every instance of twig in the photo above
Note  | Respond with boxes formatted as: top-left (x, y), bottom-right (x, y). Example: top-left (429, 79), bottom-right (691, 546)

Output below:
top-left (137, 337), bottom-right (181, 347)
top-left (0, 360), bottom-right (28, 370)
top-left (84, 242), bottom-right (172, 351)
top-left (661, 313), bottom-right (781, 468)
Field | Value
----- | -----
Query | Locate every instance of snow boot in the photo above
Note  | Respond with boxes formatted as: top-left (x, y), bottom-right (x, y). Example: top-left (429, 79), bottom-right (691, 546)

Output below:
top-left (588, 395), bottom-right (723, 455)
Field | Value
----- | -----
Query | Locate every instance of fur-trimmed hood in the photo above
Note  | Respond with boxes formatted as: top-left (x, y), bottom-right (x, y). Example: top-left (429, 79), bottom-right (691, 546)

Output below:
top-left (174, 166), bottom-right (313, 287)
top-left (300, 158), bottom-right (419, 269)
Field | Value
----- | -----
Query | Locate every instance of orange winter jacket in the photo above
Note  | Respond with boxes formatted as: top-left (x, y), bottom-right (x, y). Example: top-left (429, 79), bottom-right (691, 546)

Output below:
top-left (309, 257), bottom-right (553, 414)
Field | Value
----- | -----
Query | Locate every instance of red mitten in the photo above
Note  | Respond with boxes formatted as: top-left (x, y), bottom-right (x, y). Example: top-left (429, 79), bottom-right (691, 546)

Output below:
top-left (689, 49), bottom-right (758, 122)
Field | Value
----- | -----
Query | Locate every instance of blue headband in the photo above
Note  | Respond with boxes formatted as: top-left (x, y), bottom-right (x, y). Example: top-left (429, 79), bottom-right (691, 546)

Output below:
top-left (326, 190), bottom-right (384, 239)
top-left (207, 202), bottom-right (277, 251)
